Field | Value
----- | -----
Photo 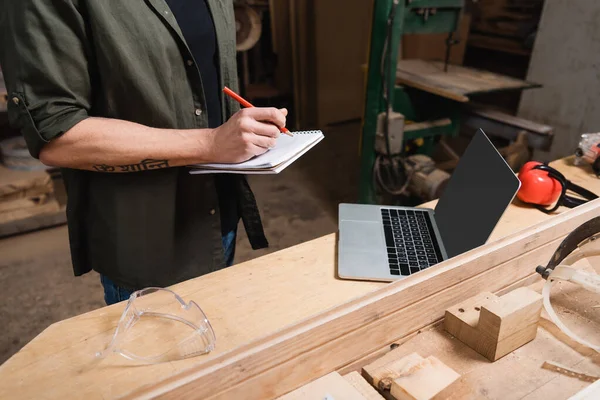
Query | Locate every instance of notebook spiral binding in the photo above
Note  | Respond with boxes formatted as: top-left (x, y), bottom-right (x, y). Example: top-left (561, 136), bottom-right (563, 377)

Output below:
top-left (291, 130), bottom-right (322, 135)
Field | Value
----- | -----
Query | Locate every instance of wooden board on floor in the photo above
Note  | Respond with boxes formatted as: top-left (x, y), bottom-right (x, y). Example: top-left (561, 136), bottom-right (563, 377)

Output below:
top-left (396, 60), bottom-right (539, 102)
top-left (0, 164), bottom-right (51, 199)
top-left (0, 157), bottom-right (599, 400)
top-left (344, 371), bottom-right (384, 400)
top-left (0, 200), bottom-right (66, 238)
top-left (0, 164), bottom-right (64, 237)
top-left (276, 372), bottom-right (369, 400)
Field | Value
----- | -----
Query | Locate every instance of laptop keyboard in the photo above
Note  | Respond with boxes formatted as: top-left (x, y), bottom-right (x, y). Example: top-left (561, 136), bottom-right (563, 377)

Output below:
top-left (381, 208), bottom-right (443, 276)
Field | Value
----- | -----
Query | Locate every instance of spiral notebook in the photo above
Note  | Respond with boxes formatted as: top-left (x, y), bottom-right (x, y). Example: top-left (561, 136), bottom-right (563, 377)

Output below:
top-left (189, 130), bottom-right (324, 175)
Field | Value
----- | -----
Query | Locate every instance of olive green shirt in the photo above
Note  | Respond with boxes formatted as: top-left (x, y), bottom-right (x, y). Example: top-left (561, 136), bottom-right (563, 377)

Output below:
top-left (0, 0), bottom-right (268, 290)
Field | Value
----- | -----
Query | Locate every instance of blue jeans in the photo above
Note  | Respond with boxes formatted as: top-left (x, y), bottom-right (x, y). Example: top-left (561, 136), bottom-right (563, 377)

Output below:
top-left (101, 230), bottom-right (237, 305)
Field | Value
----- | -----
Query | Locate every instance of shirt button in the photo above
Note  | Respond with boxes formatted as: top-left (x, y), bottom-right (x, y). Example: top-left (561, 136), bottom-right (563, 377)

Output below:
top-left (195, 108), bottom-right (202, 116)
top-left (12, 97), bottom-right (19, 105)
top-left (164, 10), bottom-right (170, 15)
top-left (187, 60), bottom-right (194, 67)
top-left (209, 209), bottom-right (216, 215)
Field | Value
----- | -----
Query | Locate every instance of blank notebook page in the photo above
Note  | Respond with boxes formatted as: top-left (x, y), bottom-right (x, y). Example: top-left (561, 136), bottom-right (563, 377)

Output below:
top-left (194, 130), bottom-right (323, 170)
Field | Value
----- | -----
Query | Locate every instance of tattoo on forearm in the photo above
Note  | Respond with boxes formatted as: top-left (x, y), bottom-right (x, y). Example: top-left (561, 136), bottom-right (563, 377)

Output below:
top-left (92, 159), bottom-right (170, 173)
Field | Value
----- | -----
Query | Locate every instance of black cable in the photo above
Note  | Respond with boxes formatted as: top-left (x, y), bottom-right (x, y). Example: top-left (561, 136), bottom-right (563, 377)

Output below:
top-left (376, 0), bottom-right (412, 197)
top-left (382, 0), bottom-right (399, 160)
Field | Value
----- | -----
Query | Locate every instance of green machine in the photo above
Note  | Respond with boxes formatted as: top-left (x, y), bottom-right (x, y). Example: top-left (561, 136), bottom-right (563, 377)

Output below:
top-left (359, 0), bottom-right (465, 204)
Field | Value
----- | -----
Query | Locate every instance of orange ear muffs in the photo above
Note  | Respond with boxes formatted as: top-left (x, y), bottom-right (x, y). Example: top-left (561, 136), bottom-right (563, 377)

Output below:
top-left (517, 161), bottom-right (562, 206)
top-left (517, 161), bottom-right (598, 213)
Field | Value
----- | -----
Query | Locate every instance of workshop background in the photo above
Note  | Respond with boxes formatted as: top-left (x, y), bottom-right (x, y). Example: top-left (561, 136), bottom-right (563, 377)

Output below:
top-left (1, 0), bottom-right (599, 364)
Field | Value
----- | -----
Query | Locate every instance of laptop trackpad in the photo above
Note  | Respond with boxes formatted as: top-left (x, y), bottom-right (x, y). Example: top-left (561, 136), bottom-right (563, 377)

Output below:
top-left (339, 221), bottom-right (383, 249)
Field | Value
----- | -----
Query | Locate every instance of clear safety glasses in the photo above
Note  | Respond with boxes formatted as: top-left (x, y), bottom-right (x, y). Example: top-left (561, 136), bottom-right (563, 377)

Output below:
top-left (543, 237), bottom-right (600, 352)
top-left (95, 287), bottom-right (216, 363)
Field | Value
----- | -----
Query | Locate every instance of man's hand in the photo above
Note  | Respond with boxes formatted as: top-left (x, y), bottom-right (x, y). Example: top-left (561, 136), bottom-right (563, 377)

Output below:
top-left (205, 107), bottom-right (288, 163)
top-left (35, 108), bottom-right (289, 172)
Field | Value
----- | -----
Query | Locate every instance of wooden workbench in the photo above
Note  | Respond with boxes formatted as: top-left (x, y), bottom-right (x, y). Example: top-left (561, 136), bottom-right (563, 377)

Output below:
top-left (0, 157), bottom-right (598, 399)
top-left (396, 60), bottom-right (539, 103)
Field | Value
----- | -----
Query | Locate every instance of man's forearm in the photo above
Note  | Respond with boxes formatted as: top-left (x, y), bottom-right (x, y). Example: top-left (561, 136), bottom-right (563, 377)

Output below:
top-left (39, 117), bottom-right (213, 172)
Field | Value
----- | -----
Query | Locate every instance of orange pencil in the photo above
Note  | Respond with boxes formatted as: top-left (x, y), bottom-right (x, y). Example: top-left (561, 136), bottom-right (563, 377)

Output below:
top-left (223, 86), bottom-right (293, 137)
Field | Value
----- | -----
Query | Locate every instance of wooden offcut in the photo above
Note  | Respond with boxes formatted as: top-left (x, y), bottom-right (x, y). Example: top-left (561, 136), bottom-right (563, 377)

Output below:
top-left (363, 351), bottom-right (460, 400)
top-left (0, 165), bottom-right (65, 237)
top-left (444, 287), bottom-right (543, 361)
top-left (542, 361), bottom-right (599, 383)
top-left (389, 354), bottom-right (460, 400)
top-left (364, 351), bottom-right (425, 391)
top-left (276, 372), bottom-right (369, 400)
top-left (343, 372), bottom-right (384, 400)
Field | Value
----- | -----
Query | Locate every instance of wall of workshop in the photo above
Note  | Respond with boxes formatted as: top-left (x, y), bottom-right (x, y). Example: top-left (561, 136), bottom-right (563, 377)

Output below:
top-left (518, 0), bottom-right (600, 162)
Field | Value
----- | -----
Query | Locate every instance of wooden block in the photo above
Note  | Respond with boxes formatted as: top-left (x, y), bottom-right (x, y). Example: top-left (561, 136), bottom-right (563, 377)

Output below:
top-left (276, 371), bottom-right (369, 400)
top-left (343, 371), bottom-right (385, 400)
top-left (364, 352), bottom-right (425, 391)
top-left (444, 287), bottom-right (543, 361)
top-left (389, 355), bottom-right (460, 400)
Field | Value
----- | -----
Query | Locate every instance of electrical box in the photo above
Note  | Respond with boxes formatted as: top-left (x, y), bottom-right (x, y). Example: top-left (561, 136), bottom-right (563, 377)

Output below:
top-left (375, 111), bottom-right (405, 155)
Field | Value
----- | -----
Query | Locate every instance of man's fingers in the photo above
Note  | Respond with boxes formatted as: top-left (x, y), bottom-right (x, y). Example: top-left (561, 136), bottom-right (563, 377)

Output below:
top-left (248, 132), bottom-right (277, 150)
top-left (241, 107), bottom-right (286, 129)
top-left (244, 118), bottom-right (281, 138)
top-left (249, 143), bottom-right (271, 157)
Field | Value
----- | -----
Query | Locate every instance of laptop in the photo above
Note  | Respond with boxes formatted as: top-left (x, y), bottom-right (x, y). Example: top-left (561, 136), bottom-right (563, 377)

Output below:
top-left (337, 129), bottom-right (521, 282)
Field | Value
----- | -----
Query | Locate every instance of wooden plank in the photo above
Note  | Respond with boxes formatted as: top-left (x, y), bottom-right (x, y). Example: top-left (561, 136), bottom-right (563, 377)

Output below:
top-left (0, 196), bottom-right (50, 213)
top-left (0, 200), bottom-right (66, 238)
top-left (343, 372), bottom-right (384, 400)
top-left (125, 198), bottom-right (600, 399)
top-left (0, 165), bottom-right (52, 199)
top-left (468, 105), bottom-right (553, 135)
top-left (404, 118), bottom-right (452, 132)
top-left (276, 372), bottom-right (369, 400)
top-left (396, 60), bottom-right (538, 102)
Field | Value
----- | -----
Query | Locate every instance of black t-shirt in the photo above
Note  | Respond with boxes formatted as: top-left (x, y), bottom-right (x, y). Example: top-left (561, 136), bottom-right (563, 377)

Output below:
top-left (166, 0), bottom-right (239, 235)
top-left (165, 0), bottom-right (222, 128)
